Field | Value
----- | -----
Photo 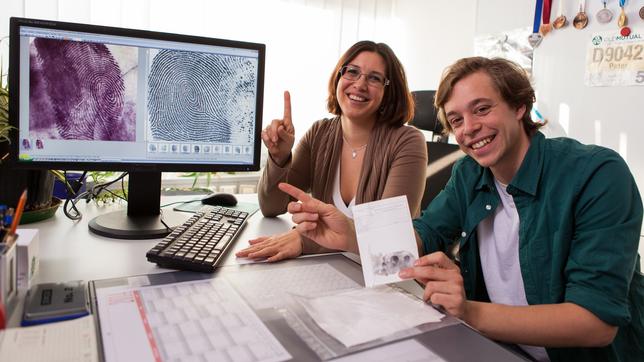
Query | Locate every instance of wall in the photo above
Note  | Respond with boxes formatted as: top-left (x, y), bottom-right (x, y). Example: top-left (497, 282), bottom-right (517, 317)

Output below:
top-left (531, 1), bottom-right (644, 263)
top-left (475, 0), bottom-right (644, 261)
top-left (532, 1), bottom-right (644, 197)
top-left (390, 0), bottom-right (477, 92)
top-left (0, 0), bottom-right (478, 143)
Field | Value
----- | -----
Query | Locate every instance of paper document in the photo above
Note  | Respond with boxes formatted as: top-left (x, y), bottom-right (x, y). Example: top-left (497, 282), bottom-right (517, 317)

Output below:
top-left (95, 278), bottom-right (291, 362)
top-left (302, 285), bottom-right (443, 347)
top-left (0, 315), bottom-right (98, 362)
top-left (353, 196), bottom-right (419, 287)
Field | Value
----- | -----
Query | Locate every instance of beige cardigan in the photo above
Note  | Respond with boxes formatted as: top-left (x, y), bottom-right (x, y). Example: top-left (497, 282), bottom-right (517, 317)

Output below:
top-left (258, 117), bottom-right (428, 252)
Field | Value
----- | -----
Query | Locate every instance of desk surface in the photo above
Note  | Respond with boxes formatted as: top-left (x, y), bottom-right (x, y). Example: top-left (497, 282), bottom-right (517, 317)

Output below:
top-left (9, 194), bottom-right (526, 361)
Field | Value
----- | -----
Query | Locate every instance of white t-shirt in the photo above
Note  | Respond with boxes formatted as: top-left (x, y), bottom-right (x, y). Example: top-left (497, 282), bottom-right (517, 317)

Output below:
top-left (477, 179), bottom-right (549, 362)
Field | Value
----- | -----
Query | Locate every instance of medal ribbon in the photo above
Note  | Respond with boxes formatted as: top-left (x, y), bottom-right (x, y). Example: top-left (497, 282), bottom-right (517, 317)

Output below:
top-left (619, 0), bottom-right (626, 8)
top-left (542, 0), bottom-right (553, 25)
top-left (533, 0), bottom-right (544, 33)
top-left (557, 0), bottom-right (564, 16)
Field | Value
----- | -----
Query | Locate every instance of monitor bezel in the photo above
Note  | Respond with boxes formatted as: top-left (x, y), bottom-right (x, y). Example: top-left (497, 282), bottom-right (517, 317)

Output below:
top-left (8, 16), bottom-right (265, 173)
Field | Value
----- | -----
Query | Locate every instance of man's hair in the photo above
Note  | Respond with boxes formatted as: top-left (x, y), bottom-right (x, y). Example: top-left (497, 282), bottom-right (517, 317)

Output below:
top-left (326, 40), bottom-right (414, 127)
top-left (434, 57), bottom-right (542, 135)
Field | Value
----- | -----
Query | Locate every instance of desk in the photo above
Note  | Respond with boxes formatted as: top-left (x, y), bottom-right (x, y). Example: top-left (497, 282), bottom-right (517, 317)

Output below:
top-left (7, 194), bottom-right (526, 361)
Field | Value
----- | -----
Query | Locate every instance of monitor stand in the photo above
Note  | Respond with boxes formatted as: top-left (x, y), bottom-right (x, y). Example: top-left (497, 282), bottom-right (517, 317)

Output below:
top-left (88, 171), bottom-right (188, 239)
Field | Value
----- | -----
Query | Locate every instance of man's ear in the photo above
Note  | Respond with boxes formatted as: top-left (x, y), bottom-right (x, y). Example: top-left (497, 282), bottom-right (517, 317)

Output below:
top-left (515, 104), bottom-right (527, 121)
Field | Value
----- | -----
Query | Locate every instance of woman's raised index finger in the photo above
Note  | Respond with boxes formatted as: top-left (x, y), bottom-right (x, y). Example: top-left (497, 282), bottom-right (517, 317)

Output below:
top-left (283, 91), bottom-right (292, 126)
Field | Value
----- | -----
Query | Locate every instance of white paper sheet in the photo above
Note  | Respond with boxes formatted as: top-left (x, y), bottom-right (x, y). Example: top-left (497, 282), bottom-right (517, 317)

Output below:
top-left (303, 285), bottom-right (443, 348)
top-left (0, 315), bottom-right (98, 362)
top-left (352, 196), bottom-right (419, 287)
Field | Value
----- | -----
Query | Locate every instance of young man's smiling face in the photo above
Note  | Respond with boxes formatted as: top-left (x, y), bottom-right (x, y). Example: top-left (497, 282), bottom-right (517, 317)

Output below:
top-left (444, 71), bottom-right (530, 183)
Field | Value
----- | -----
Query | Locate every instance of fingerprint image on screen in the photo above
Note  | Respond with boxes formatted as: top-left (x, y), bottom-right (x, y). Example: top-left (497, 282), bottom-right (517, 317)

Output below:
top-left (147, 50), bottom-right (257, 145)
top-left (28, 38), bottom-right (137, 141)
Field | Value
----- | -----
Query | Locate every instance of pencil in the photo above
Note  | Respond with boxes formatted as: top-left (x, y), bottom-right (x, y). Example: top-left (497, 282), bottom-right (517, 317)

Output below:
top-left (8, 189), bottom-right (27, 235)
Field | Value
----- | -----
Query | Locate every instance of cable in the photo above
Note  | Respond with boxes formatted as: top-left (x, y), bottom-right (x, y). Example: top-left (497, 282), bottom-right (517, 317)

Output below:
top-left (160, 199), bottom-right (202, 208)
top-left (61, 172), bottom-right (129, 221)
top-left (158, 209), bottom-right (172, 233)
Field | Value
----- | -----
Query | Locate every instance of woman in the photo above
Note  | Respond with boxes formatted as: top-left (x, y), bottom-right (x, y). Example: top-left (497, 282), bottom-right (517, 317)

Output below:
top-left (236, 40), bottom-right (427, 262)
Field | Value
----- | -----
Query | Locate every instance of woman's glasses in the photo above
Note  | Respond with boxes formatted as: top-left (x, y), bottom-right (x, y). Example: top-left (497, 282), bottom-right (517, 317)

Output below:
top-left (339, 65), bottom-right (389, 88)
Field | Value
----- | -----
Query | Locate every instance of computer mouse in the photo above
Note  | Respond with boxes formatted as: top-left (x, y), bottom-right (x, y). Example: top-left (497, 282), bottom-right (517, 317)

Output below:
top-left (201, 193), bottom-right (238, 207)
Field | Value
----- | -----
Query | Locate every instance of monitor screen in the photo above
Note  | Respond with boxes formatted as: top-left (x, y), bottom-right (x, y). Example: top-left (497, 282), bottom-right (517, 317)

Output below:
top-left (9, 17), bottom-right (265, 239)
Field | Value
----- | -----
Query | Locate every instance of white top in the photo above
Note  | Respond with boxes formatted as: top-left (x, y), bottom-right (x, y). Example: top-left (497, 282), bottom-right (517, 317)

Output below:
top-left (332, 161), bottom-right (355, 218)
top-left (477, 179), bottom-right (549, 362)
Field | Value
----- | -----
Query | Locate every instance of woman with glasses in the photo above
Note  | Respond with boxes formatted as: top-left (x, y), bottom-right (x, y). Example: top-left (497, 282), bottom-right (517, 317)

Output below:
top-left (236, 40), bottom-right (427, 262)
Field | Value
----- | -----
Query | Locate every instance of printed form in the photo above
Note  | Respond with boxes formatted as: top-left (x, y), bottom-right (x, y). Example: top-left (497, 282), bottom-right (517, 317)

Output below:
top-left (353, 195), bottom-right (419, 287)
top-left (95, 278), bottom-right (290, 362)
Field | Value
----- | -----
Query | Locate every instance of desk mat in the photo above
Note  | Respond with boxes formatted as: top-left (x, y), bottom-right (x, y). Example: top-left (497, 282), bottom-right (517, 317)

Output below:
top-left (88, 255), bottom-right (468, 361)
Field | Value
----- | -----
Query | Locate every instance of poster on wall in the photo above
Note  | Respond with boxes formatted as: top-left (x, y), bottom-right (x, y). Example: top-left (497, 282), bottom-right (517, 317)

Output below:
top-left (474, 27), bottom-right (533, 76)
top-left (584, 31), bottom-right (644, 87)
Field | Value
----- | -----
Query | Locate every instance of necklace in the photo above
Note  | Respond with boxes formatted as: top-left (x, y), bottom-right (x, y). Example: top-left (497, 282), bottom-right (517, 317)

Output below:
top-left (342, 134), bottom-right (367, 159)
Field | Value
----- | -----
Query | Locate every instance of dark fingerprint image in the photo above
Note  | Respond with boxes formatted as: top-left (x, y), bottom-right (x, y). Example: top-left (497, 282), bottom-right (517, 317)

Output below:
top-left (29, 38), bottom-right (137, 141)
top-left (147, 50), bottom-right (257, 144)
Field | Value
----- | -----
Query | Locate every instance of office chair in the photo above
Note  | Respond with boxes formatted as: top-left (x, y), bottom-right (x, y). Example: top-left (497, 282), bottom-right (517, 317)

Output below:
top-left (409, 90), bottom-right (464, 210)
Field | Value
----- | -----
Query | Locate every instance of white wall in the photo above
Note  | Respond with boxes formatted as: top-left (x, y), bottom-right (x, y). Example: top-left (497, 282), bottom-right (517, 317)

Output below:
top-left (530, 0), bottom-right (644, 239)
top-left (0, 0), bottom-right (478, 142)
top-left (474, 0), bottom-right (644, 263)
top-left (475, 0), bottom-right (533, 36)
top-left (390, 0), bottom-right (477, 91)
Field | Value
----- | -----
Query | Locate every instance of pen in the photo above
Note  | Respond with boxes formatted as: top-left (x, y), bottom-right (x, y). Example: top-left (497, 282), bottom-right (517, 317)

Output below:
top-left (9, 189), bottom-right (27, 235)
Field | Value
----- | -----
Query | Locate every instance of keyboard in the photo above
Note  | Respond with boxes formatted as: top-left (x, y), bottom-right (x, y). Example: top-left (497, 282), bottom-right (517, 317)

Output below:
top-left (146, 206), bottom-right (249, 272)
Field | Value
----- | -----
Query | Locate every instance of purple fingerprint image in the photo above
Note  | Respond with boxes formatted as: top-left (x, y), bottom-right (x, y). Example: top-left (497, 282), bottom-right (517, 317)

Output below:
top-left (29, 38), bottom-right (137, 141)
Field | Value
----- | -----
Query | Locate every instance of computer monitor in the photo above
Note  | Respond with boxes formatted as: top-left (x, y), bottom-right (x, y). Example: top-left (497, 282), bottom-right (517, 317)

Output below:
top-left (8, 17), bottom-right (265, 239)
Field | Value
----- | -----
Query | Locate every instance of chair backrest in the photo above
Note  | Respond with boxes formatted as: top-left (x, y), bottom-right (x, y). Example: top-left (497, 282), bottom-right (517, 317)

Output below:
top-left (421, 142), bottom-right (463, 210)
top-left (409, 90), bottom-right (447, 142)
top-left (410, 90), bottom-right (464, 210)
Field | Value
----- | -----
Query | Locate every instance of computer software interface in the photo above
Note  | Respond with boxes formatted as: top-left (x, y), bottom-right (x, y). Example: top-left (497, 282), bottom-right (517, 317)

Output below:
top-left (17, 25), bottom-right (260, 166)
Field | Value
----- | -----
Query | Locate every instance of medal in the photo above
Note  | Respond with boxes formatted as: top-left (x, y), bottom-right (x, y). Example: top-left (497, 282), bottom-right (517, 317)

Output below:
top-left (540, 0), bottom-right (554, 35)
top-left (528, 33), bottom-right (544, 47)
top-left (620, 26), bottom-right (631, 36)
top-left (617, 0), bottom-right (628, 27)
top-left (553, 0), bottom-right (568, 29)
top-left (573, 0), bottom-right (589, 29)
top-left (530, 0), bottom-right (545, 47)
top-left (640, 6), bottom-right (644, 20)
top-left (596, 1), bottom-right (613, 24)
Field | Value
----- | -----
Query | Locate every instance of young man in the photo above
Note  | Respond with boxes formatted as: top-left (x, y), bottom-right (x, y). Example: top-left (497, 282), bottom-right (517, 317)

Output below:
top-left (278, 57), bottom-right (643, 361)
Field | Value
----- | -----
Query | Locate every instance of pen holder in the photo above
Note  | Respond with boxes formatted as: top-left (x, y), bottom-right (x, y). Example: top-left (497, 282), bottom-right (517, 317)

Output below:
top-left (0, 233), bottom-right (18, 317)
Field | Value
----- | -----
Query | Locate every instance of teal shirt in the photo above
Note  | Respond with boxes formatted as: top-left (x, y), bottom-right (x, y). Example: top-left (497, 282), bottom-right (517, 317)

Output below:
top-left (413, 132), bottom-right (643, 361)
